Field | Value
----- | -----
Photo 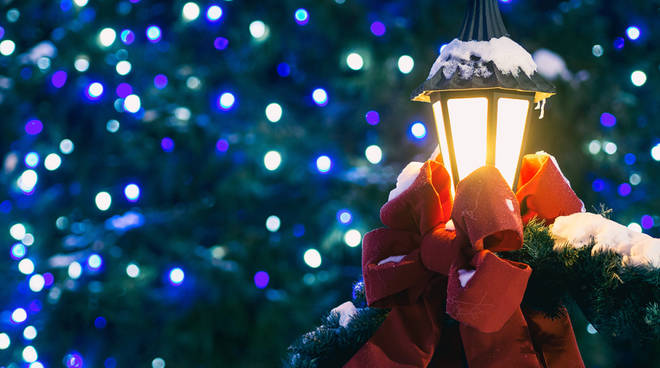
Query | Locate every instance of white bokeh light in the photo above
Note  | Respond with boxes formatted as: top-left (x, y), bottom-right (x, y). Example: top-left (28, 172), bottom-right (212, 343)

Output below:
top-left (22, 345), bottom-right (38, 363)
top-left (316, 155), bottom-right (332, 173)
top-left (18, 170), bottom-right (38, 193)
top-left (126, 263), bottom-right (140, 278)
top-left (303, 248), bottom-right (322, 268)
top-left (68, 261), bottom-right (83, 279)
top-left (95, 192), bottom-right (112, 211)
top-left (346, 52), bottom-right (364, 70)
top-left (124, 94), bottom-right (141, 113)
top-left (74, 56), bottom-right (90, 72)
top-left (116, 60), bottom-right (132, 75)
top-left (182, 2), bottom-right (201, 21)
top-left (344, 229), bottom-right (362, 247)
top-left (651, 143), bottom-right (660, 161)
top-left (265, 103), bottom-right (283, 123)
top-left (12, 308), bottom-right (27, 323)
top-left (249, 20), bottom-right (268, 40)
top-left (0, 40), bottom-right (16, 56)
top-left (264, 151), bottom-right (282, 171)
top-left (365, 145), bottom-right (383, 164)
top-left (266, 215), bottom-right (281, 232)
top-left (18, 259), bottom-right (35, 275)
top-left (60, 139), bottom-right (74, 154)
top-left (631, 70), bottom-right (647, 87)
top-left (10, 223), bottom-right (27, 240)
top-left (23, 326), bottom-right (37, 340)
top-left (28, 274), bottom-right (45, 292)
top-left (603, 142), bottom-right (618, 155)
top-left (398, 55), bottom-right (414, 74)
top-left (44, 153), bottom-right (62, 171)
top-left (588, 140), bottom-right (601, 155)
top-left (0, 333), bottom-right (10, 349)
top-left (628, 222), bottom-right (642, 233)
top-left (98, 28), bottom-right (117, 47)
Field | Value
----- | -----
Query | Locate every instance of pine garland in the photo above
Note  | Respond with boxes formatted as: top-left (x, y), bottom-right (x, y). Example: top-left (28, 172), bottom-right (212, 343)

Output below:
top-left (285, 221), bottom-right (660, 367)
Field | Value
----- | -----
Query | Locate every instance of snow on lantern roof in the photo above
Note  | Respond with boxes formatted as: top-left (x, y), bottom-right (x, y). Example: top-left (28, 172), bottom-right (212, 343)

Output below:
top-left (412, 0), bottom-right (555, 103)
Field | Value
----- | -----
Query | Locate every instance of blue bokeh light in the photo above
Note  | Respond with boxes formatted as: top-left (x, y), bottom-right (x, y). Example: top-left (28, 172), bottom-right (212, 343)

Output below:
top-left (146, 25), bottom-right (161, 42)
top-left (64, 352), bottom-right (84, 368)
top-left (613, 37), bottom-right (625, 50)
top-left (168, 267), bottom-right (185, 286)
top-left (94, 316), bottom-right (107, 329)
top-left (641, 215), bottom-right (654, 229)
top-left (337, 209), bottom-right (353, 225)
top-left (25, 152), bottom-right (40, 168)
top-left (88, 254), bottom-right (103, 270)
top-left (618, 183), bottom-right (632, 196)
top-left (370, 21), bottom-right (386, 36)
top-left (624, 153), bottom-right (636, 165)
top-left (86, 82), bottom-right (104, 100)
top-left (365, 110), bottom-right (380, 125)
top-left (254, 271), bottom-right (269, 289)
top-left (51, 70), bottom-right (67, 88)
top-left (214, 37), bottom-right (228, 50)
top-left (11, 243), bottom-right (27, 260)
top-left (217, 92), bottom-right (236, 110)
top-left (216, 139), bottom-right (229, 152)
top-left (115, 83), bottom-right (133, 98)
top-left (600, 112), bottom-right (616, 127)
top-left (294, 8), bottom-right (309, 25)
top-left (120, 29), bottom-right (135, 45)
top-left (293, 224), bottom-right (305, 238)
top-left (277, 62), bottom-right (291, 77)
top-left (25, 120), bottom-right (43, 135)
top-left (154, 74), bottom-right (168, 89)
top-left (161, 137), bottom-right (175, 152)
top-left (592, 179), bottom-right (605, 192)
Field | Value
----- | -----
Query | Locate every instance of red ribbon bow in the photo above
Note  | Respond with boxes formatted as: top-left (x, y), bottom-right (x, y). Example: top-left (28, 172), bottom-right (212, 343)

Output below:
top-left (345, 153), bottom-right (585, 368)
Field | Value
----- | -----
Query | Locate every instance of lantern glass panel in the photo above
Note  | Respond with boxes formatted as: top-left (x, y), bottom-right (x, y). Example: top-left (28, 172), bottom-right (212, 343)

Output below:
top-left (431, 101), bottom-right (453, 182)
top-left (447, 97), bottom-right (489, 181)
top-left (495, 97), bottom-right (530, 187)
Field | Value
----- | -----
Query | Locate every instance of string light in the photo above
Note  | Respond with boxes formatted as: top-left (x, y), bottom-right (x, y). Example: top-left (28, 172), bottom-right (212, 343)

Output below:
top-left (120, 29), bottom-right (135, 45)
top-left (218, 92), bottom-right (236, 110)
top-left (641, 215), bottom-right (654, 229)
top-left (11, 308), bottom-right (27, 324)
top-left (74, 56), bottom-right (90, 72)
top-left (123, 94), bottom-right (141, 113)
top-left (651, 143), bottom-right (660, 161)
top-left (294, 9), bottom-right (309, 25)
top-left (626, 26), bottom-right (641, 40)
top-left (146, 26), bottom-right (162, 42)
top-left (588, 140), bottom-right (601, 154)
top-left (0, 333), bottom-right (10, 350)
top-left (88, 254), bottom-right (103, 270)
top-left (11, 243), bottom-right (27, 260)
top-left (0, 40), bottom-right (16, 55)
top-left (124, 183), bottom-right (141, 202)
top-left (22, 345), bottom-right (38, 363)
top-left (106, 120), bottom-right (120, 133)
top-left (410, 122), bottom-right (427, 139)
top-left (337, 210), bottom-right (352, 224)
top-left (10, 223), bottom-right (26, 240)
top-left (86, 82), bottom-right (104, 100)
top-left (51, 70), bottom-right (67, 88)
top-left (23, 326), bottom-right (37, 340)
top-left (249, 21), bottom-right (268, 40)
top-left (25, 119), bottom-right (43, 135)
top-left (603, 142), bottom-right (617, 155)
top-left (126, 263), bottom-right (140, 278)
top-left (18, 170), bottom-right (38, 193)
top-left (600, 112), bottom-right (616, 127)
top-left (25, 152), bottom-right (40, 168)
top-left (254, 271), bottom-right (270, 288)
top-left (68, 261), bottom-right (83, 279)
top-left (116, 60), bottom-right (132, 75)
top-left (365, 110), bottom-right (380, 125)
top-left (29, 274), bottom-right (45, 292)
top-left (370, 21), bottom-right (386, 36)
top-left (630, 173), bottom-right (642, 186)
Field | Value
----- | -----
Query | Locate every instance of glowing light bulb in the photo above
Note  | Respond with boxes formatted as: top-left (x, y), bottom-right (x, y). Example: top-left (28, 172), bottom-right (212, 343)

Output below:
top-left (303, 248), bottom-right (322, 268)
top-left (398, 55), bottom-right (414, 74)
top-left (365, 145), bottom-right (383, 164)
top-left (264, 151), bottom-right (282, 171)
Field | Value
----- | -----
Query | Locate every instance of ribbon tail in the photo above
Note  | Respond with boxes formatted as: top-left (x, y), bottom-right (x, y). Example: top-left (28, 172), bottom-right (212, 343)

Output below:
top-left (523, 307), bottom-right (585, 368)
top-left (344, 295), bottom-right (443, 368)
top-left (459, 308), bottom-right (542, 368)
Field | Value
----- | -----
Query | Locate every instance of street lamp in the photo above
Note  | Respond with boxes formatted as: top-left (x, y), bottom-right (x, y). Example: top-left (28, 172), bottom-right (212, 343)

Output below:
top-left (412, 0), bottom-right (555, 190)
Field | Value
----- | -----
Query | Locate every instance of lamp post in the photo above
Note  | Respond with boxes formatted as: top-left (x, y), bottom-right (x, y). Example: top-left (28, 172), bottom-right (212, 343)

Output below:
top-left (412, 0), bottom-right (556, 190)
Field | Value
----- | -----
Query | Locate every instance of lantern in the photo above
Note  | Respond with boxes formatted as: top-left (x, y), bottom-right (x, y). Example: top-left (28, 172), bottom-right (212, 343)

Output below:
top-left (412, 0), bottom-right (556, 190)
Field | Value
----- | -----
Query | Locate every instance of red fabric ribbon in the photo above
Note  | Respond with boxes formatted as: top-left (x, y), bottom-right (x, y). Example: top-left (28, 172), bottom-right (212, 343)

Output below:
top-left (345, 153), bottom-right (585, 368)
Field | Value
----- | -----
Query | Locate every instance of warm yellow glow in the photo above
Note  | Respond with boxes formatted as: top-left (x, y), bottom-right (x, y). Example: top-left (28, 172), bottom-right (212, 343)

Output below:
top-left (447, 97), bottom-right (488, 181)
top-left (431, 101), bottom-right (453, 179)
top-left (495, 98), bottom-right (529, 187)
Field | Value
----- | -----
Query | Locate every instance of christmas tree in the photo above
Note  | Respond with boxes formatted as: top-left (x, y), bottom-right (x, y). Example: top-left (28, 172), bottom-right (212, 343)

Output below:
top-left (0, 0), bottom-right (658, 367)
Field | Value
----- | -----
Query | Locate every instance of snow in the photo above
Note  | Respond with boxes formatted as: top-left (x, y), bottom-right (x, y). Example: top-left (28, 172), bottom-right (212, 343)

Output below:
top-left (532, 49), bottom-right (571, 81)
top-left (378, 255), bottom-right (406, 265)
top-left (331, 301), bottom-right (358, 328)
top-left (428, 37), bottom-right (537, 81)
top-left (388, 161), bottom-right (424, 201)
top-left (551, 212), bottom-right (660, 268)
top-left (458, 269), bottom-right (476, 287)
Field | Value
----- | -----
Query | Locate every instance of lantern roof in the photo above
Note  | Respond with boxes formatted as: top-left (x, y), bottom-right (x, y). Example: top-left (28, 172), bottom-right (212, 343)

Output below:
top-left (412, 0), bottom-right (555, 103)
